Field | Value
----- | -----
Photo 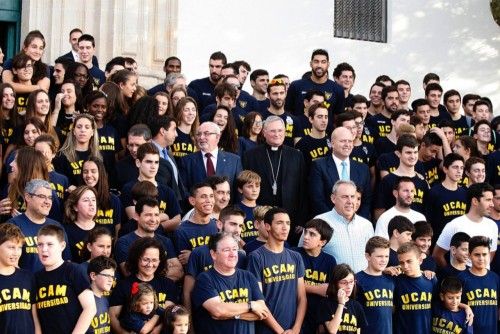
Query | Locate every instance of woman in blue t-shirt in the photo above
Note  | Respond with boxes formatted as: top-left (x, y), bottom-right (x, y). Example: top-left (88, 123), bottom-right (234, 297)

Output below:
top-left (238, 111), bottom-right (263, 157)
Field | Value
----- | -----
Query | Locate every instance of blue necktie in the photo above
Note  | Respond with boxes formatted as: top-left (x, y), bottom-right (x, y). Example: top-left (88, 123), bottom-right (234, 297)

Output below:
top-left (341, 161), bottom-right (348, 180)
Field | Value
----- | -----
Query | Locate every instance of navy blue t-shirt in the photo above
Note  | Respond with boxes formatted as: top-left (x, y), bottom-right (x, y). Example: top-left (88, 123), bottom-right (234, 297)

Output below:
top-left (109, 274), bottom-right (179, 308)
top-left (295, 135), bottom-right (331, 172)
top-left (238, 137), bottom-right (258, 158)
top-left (377, 152), bottom-right (426, 176)
top-left (451, 115), bottom-right (470, 139)
top-left (0, 268), bottom-right (36, 334)
top-left (285, 76), bottom-right (345, 130)
top-left (351, 142), bottom-right (377, 167)
top-left (192, 267), bottom-right (264, 334)
top-left (8, 214), bottom-right (71, 272)
top-left (374, 136), bottom-right (396, 156)
top-left (431, 303), bottom-right (472, 334)
top-left (486, 150), bottom-right (500, 186)
top-left (238, 202), bottom-right (258, 243)
top-left (294, 247), bottom-right (337, 334)
top-left (64, 222), bottom-right (94, 263)
top-left (171, 129), bottom-right (196, 162)
top-left (421, 255), bottom-right (437, 272)
top-left (393, 274), bottom-right (438, 334)
top-left (174, 219), bottom-right (218, 253)
top-left (94, 193), bottom-right (122, 235)
top-left (366, 113), bottom-right (391, 139)
top-left (86, 294), bottom-right (111, 334)
top-left (121, 180), bottom-right (181, 219)
top-left (426, 183), bottom-right (467, 242)
top-left (244, 239), bottom-right (265, 254)
top-left (53, 150), bottom-right (91, 186)
top-left (315, 297), bottom-right (367, 334)
top-left (48, 170), bottom-right (69, 201)
top-left (422, 158), bottom-right (441, 186)
top-left (292, 114), bottom-right (312, 140)
top-left (247, 246), bottom-right (305, 334)
top-left (35, 261), bottom-right (90, 333)
top-left (356, 271), bottom-right (394, 334)
top-left (458, 269), bottom-right (499, 333)
top-left (188, 77), bottom-right (216, 111)
top-left (114, 231), bottom-right (176, 265)
top-left (186, 245), bottom-right (247, 278)
top-left (376, 173), bottom-right (429, 214)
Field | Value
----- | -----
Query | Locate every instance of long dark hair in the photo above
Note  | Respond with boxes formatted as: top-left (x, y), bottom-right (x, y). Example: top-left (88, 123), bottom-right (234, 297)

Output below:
top-left (211, 105), bottom-right (238, 153)
top-left (325, 264), bottom-right (357, 301)
top-left (126, 237), bottom-right (167, 277)
top-left (82, 157), bottom-right (111, 210)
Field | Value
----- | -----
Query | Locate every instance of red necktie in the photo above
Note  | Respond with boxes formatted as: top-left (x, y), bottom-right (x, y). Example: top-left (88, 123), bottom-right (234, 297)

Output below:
top-left (205, 152), bottom-right (215, 176)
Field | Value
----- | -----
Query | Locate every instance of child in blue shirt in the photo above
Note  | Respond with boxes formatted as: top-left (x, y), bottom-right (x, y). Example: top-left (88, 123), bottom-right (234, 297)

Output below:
top-left (120, 282), bottom-right (163, 333)
top-left (432, 276), bottom-right (473, 334)
top-left (458, 235), bottom-right (500, 333)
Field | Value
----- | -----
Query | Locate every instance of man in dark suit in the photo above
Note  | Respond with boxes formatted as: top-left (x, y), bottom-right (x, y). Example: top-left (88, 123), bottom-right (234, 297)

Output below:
top-left (309, 126), bottom-right (372, 219)
top-left (179, 121), bottom-right (242, 194)
top-left (150, 115), bottom-right (186, 203)
top-left (243, 115), bottom-right (307, 244)
top-left (60, 28), bottom-right (99, 67)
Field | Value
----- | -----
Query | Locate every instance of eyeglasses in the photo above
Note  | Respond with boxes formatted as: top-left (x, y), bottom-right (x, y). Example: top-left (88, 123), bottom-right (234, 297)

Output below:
top-left (29, 193), bottom-right (53, 201)
top-left (97, 273), bottom-right (115, 280)
top-left (253, 121), bottom-right (263, 126)
top-left (356, 121), bottom-right (365, 127)
top-left (140, 257), bottom-right (160, 265)
top-left (195, 131), bottom-right (217, 138)
top-left (339, 279), bottom-right (356, 286)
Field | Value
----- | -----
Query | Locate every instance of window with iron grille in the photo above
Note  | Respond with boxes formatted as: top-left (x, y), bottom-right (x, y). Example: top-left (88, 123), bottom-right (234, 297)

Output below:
top-left (334, 0), bottom-right (387, 43)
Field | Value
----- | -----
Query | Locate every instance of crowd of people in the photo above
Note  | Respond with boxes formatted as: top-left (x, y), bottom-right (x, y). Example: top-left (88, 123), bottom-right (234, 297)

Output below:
top-left (0, 27), bottom-right (499, 334)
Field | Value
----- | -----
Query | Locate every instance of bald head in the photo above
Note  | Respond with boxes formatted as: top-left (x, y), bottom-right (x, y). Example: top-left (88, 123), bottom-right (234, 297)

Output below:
top-left (331, 127), bottom-right (354, 160)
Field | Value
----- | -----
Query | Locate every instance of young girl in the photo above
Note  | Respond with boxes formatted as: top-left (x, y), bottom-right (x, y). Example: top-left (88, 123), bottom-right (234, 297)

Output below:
top-left (79, 226), bottom-right (114, 284)
top-left (171, 97), bottom-right (198, 161)
top-left (110, 69), bottom-right (137, 116)
top-left (316, 264), bottom-right (367, 334)
top-left (163, 304), bottom-right (190, 334)
top-left (53, 80), bottom-right (84, 143)
top-left (53, 113), bottom-right (102, 187)
top-left (169, 86), bottom-right (186, 110)
top-left (1, 30), bottom-right (50, 94)
top-left (121, 282), bottom-right (163, 334)
top-left (154, 91), bottom-right (172, 116)
top-left (81, 157), bottom-right (122, 236)
top-left (25, 89), bottom-right (60, 148)
top-left (100, 81), bottom-right (128, 155)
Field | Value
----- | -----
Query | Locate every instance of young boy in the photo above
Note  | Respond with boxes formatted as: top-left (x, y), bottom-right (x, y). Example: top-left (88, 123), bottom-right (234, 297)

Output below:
top-left (394, 242), bottom-right (438, 334)
top-left (412, 221), bottom-right (437, 272)
top-left (293, 219), bottom-right (336, 334)
top-left (356, 236), bottom-right (394, 334)
top-left (458, 235), bottom-right (500, 333)
top-left (35, 224), bottom-right (96, 333)
top-left (438, 232), bottom-right (470, 280)
top-left (236, 170), bottom-right (262, 244)
top-left (432, 276), bottom-right (473, 334)
top-left (0, 223), bottom-right (40, 334)
top-left (387, 216), bottom-right (415, 268)
top-left (87, 256), bottom-right (117, 334)
top-left (243, 205), bottom-right (272, 254)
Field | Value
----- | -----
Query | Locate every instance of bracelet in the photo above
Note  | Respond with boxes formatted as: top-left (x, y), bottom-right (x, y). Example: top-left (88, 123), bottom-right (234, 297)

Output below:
top-left (338, 303), bottom-right (345, 306)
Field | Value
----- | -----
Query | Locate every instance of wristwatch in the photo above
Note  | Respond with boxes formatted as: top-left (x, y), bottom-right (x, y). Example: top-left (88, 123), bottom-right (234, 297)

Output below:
top-left (248, 301), bottom-right (253, 312)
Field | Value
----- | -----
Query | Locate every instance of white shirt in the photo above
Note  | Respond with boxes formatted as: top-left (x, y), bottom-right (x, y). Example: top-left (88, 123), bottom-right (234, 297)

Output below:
top-left (201, 149), bottom-right (218, 173)
top-left (299, 208), bottom-right (373, 273)
top-left (72, 50), bottom-right (80, 62)
top-left (436, 214), bottom-right (498, 251)
top-left (375, 206), bottom-right (427, 239)
top-left (332, 154), bottom-right (350, 180)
